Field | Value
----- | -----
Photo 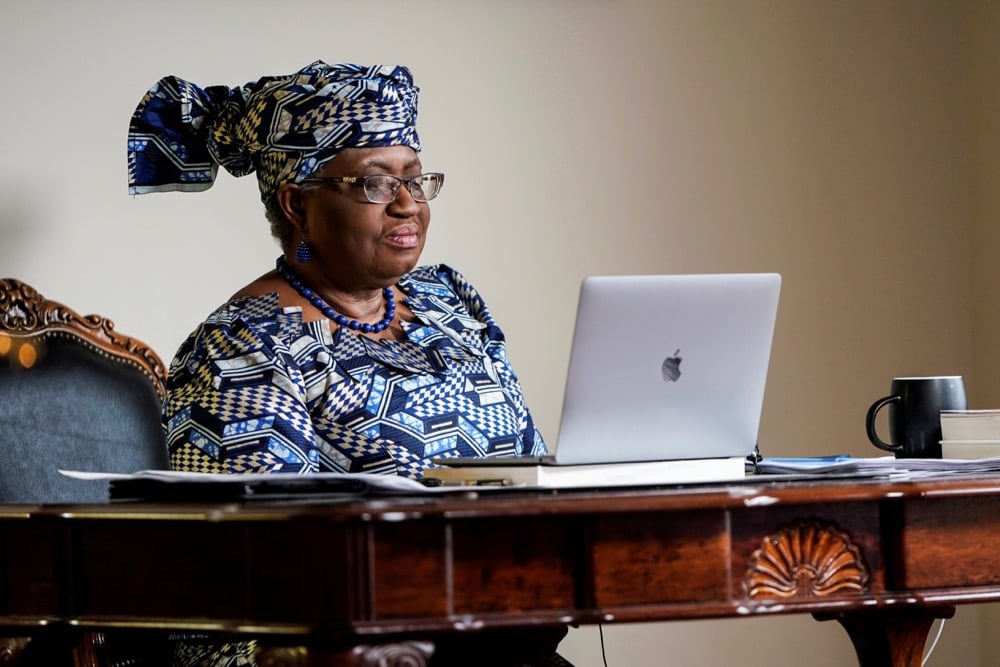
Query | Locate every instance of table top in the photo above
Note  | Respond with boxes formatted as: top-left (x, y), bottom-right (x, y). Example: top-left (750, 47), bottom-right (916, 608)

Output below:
top-left (6, 471), bottom-right (1000, 522)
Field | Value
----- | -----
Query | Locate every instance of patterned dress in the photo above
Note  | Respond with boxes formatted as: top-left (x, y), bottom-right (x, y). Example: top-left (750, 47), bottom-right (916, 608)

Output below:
top-left (165, 264), bottom-right (560, 667)
top-left (164, 264), bottom-right (547, 479)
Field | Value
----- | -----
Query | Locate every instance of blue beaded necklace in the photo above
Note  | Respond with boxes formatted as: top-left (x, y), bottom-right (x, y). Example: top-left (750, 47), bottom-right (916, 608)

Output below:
top-left (276, 257), bottom-right (396, 334)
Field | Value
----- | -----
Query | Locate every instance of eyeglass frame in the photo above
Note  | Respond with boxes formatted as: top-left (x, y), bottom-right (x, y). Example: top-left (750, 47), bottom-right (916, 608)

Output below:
top-left (300, 172), bottom-right (445, 204)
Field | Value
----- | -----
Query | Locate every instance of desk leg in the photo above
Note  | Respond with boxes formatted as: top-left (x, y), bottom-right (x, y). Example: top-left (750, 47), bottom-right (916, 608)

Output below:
top-left (72, 632), bottom-right (111, 667)
top-left (814, 607), bottom-right (955, 667)
top-left (257, 641), bottom-right (434, 667)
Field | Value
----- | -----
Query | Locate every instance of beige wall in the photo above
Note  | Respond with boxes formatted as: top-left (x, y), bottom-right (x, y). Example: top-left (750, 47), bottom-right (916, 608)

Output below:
top-left (1, 0), bottom-right (995, 664)
top-left (962, 0), bottom-right (1000, 664)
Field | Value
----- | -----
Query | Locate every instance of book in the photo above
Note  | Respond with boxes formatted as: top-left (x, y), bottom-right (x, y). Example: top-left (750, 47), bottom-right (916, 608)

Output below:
top-left (940, 410), bottom-right (1000, 442)
top-left (421, 456), bottom-right (747, 488)
top-left (941, 441), bottom-right (1000, 459)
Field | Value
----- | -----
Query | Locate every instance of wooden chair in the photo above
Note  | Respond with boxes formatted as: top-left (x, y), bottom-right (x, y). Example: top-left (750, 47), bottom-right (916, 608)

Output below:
top-left (0, 277), bottom-right (171, 667)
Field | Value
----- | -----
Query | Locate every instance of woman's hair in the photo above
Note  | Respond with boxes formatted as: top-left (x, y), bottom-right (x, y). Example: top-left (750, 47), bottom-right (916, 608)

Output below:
top-left (264, 197), bottom-right (292, 245)
top-left (264, 183), bottom-right (320, 246)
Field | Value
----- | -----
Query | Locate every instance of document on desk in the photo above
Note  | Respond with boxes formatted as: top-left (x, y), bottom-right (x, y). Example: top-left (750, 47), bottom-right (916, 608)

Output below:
top-left (752, 455), bottom-right (1000, 480)
top-left (58, 469), bottom-right (437, 500)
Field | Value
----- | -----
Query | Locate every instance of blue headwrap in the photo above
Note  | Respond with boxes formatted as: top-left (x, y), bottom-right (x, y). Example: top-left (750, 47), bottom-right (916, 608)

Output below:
top-left (127, 61), bottom-right (421, 203)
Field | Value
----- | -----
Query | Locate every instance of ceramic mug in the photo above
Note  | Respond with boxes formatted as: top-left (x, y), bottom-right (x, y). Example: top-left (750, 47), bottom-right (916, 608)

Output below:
top-left (865, 376), bottom-right (967, 459)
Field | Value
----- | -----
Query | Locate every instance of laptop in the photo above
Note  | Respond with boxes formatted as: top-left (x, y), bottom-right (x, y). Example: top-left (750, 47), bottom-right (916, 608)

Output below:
top-left (435, 272), bottom-right (781, 468)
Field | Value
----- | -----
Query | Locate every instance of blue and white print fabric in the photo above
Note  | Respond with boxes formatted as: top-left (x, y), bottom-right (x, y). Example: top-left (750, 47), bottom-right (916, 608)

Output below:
top-left (163, 265), bottom-right (546, 479)
top-left (127, 61), bottom-right (421, 203)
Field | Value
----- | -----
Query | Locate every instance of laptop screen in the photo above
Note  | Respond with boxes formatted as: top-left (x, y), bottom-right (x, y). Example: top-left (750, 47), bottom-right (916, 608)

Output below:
top-left (552, 273), bottom-right (781, 465)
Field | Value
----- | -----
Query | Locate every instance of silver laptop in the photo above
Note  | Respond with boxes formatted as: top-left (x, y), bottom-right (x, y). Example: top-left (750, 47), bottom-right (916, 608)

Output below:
top-left (436, 272), bottom-right (781, 467)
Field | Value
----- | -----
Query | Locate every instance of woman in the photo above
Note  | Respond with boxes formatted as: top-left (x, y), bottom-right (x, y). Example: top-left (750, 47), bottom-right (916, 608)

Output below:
top-left (128, 61), bottom-right (569, 667)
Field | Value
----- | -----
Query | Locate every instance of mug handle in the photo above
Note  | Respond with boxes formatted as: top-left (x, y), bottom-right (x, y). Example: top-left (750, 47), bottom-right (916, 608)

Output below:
top-left (865, 395), bottom-right (902, 452)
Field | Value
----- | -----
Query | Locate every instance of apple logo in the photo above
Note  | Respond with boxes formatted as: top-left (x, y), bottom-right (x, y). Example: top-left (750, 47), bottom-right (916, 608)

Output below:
top-left (662, 349), bottom-right (682, 382)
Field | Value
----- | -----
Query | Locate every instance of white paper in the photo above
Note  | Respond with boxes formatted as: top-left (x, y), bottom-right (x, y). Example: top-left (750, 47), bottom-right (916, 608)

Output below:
top-left (57, 469), bottom-right (433, 494)
top-left (753, 455), bottom-right (1000, 480)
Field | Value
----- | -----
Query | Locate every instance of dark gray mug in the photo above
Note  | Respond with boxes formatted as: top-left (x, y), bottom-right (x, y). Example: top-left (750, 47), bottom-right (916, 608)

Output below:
top-left (865, 376), bottom-right (967, 458)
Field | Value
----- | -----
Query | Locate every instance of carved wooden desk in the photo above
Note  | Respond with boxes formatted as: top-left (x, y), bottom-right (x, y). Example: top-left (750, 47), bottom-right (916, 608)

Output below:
top-left (1, 475), bottom-right (999, 666)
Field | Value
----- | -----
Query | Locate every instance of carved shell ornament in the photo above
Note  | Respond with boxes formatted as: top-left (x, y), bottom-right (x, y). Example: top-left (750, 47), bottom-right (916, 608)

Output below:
top-left (0, 278), bottom-right (167, 400)
top-left (744, 520), bottom-right (870, 599)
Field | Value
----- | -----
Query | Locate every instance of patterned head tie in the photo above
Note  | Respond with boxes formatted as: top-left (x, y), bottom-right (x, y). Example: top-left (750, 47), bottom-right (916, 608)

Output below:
top-left (127, 61), bottom-right (421, 204)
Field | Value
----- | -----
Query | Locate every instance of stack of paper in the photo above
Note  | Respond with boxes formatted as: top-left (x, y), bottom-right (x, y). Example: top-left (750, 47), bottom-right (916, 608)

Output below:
top-left (752, 455), bottom-right (1000, 480)
top-left (59, 469), bottom-right (435, 500)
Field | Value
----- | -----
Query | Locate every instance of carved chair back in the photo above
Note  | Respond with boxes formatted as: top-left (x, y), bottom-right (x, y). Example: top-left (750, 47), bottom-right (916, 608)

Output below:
top-left (0, 278), bottom-right (169, 503)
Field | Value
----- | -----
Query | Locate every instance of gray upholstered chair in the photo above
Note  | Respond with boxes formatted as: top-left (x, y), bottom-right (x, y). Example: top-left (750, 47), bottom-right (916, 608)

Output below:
top-left (0, 277), bottom-right (169, 501)
top-left (0, 277), bottom-right (171, 667)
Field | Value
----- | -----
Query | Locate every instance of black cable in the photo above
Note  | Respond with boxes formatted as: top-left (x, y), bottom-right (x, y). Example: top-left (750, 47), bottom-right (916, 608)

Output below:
top-left (598, 624), bottom-right (609, 667)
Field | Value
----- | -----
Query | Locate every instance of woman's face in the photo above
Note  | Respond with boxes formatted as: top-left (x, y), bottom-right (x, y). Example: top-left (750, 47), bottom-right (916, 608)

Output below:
top-left (299, 145), bottom-right (431, 291)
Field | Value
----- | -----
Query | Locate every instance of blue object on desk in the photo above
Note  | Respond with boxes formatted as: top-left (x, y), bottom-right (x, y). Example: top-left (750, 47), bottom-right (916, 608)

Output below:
top-left (765, 455), bottom-right (855, 467)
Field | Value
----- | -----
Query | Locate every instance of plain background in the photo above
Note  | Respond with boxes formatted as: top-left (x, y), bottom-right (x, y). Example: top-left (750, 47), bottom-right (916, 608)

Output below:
top-left (2, 1), bottom-right (998, 664)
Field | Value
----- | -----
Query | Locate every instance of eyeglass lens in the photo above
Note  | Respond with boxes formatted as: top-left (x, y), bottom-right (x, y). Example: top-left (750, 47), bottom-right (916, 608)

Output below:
top-left (365, 174), bottom-right (443, 203)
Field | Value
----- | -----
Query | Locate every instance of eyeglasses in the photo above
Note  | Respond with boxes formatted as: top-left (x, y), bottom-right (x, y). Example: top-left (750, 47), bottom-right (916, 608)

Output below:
top-left (301, 172), bottom-right (445, 204)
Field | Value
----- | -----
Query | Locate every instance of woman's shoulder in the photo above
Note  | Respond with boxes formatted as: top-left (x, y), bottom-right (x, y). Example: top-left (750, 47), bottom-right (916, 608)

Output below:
top-left (403, 264), bottom-right (478, 297)
top-left (180, 293), bottom-right (282, 350)
top-left (196, 269), bottom-right (306, 327)
top-left (402, 264), bottom-right (497, 330)
top-left (170, 290), bottom-right (308, 371)
top-left (190, 273), bottom-right (306, 343)
top-left (229, 269), bottom-right (287, 302)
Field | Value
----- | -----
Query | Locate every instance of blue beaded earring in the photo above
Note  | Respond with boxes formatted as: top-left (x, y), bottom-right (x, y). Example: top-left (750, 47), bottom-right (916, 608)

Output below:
top-left (295, 239), bottom-right (314, 264)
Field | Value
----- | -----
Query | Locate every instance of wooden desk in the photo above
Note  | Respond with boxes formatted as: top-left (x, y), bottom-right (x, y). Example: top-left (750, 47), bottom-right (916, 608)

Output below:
top-left (2, 475), bottom-right (999, 667)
